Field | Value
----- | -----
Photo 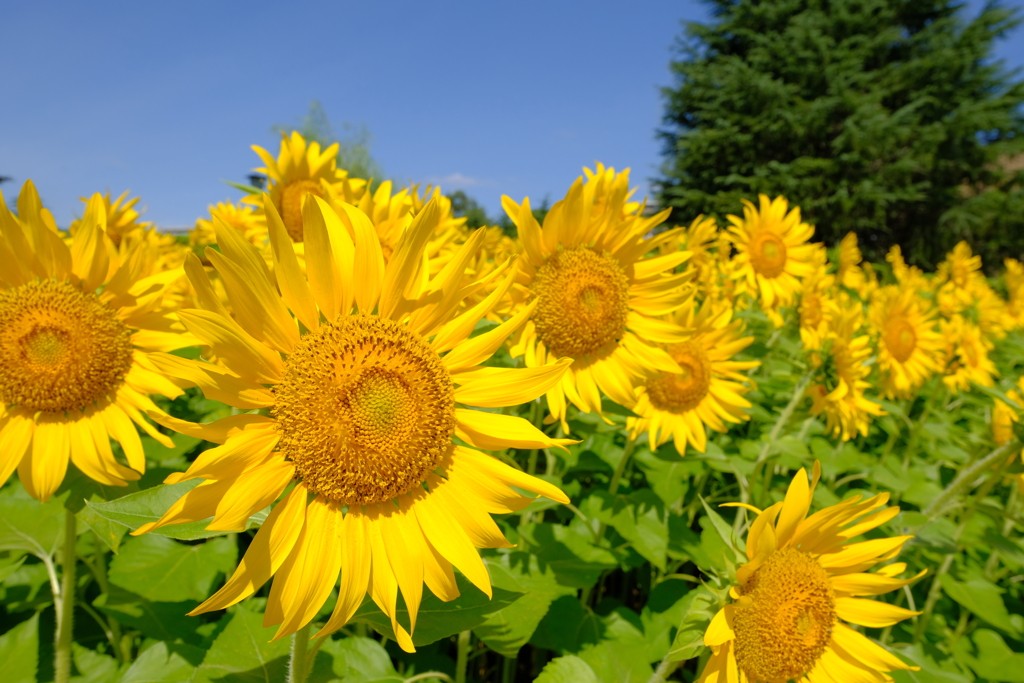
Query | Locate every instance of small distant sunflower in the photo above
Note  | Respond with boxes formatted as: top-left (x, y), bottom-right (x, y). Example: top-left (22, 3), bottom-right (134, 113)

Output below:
top-left (627, 299), bottom-right (758, 454)
top-left (941, 315), bottom-right (997, 393)
top-left (870, 285), bottom-right (943, 400)
top-left (1006, 258), bottom-right (1024, 330)
top-left (808, 301), bottom-right (885, 441)
top-left (136, 195), bottom-right (573, 651)
top-left (0, 181), bottom-right (192, 501)
top-left (993, 377), bottom-right (1024, 491)
top-left (727, 194), bottom-right (816, 309)
top-left (885, 246), bottom-right (929, 293)
top-left (798, 245), bottom-right (832, 352)
top-left (251, 131), bottom-right (367, 242)
top-left (504, 166), bottom-right (694, 428)
top-left (192, 201), bottom-right (268, 248)
top-left (70, 190), bottom-right (151, 247)
top-left (672, 215), bottom-right (719, 300)
top-left (835, 232), bottom-right (865, 293)
top-left (700, 464), bottom-right (923, 683)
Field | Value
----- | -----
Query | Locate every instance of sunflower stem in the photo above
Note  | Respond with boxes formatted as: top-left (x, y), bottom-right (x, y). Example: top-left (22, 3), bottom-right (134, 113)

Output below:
top-left (922, 438), bottom-right (1019, 520)
top-left (749, 369), bottom-right (812, 510)
top-left (287, 623), bottom-right (312, 683)
top-left (455, 630), bottom-right (471, 683)
top-left (54, 507), bottom-right (77, 683)
top-left (502, 656), bottom-right (516, 683)
top-left (646, 655), bottom-right (681, 683)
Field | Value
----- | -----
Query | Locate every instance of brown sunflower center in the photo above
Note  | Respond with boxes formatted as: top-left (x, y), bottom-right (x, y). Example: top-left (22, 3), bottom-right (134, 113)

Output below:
top-left (884, 317), bottom-right (917, 363)
top-left (273, 315), bottom-right (456, 506)
top-left (280, 179), bottom-right (324, 242)
top-left (645, 341), bottom-right (712, 412)
top-left (0, 280), bottom-right (134, 413)
top-left (733, 548), bottom-right (836, 683)
top-left (750, 232), bottom-right (788, 279)
top-left (531, 246), bottom-right (630, 358)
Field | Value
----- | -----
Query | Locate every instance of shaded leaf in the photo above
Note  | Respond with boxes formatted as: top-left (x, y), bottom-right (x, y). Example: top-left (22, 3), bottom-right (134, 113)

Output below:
top-left (0, 613), bottom-right (38, 683)
top-left (534, 655), bottom-right (600, 683)
top-left (108, 534), bottom-right (237, 603)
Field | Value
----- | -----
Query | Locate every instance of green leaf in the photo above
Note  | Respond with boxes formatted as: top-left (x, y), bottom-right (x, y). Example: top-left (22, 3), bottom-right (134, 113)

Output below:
top-left (108, 534), bottom-right (237, 603)
top-left (577, 611), bottom-right (654, 682)
top-left (0, 485), bottom-right (65, 556)
top-left (353, 565), bottom-right (522, 647)
top-left (600, 398), bottom-right (639, 418)
top-left (120, 642), bottom-right (202, 683)
top-left (971, 381), bottom-right (1023, 411)
top-left (76, 503), bottom-right (128, 554)
top-left (93, 584), bottom-right (205, 646)
top-left (316, 637), bottom-right (401, 683)
top-left (473, 552), bottom-right (577, 657)
top-left (71, 643), bottom-right (123, 682)
top-left (222, 179), bottom-right (264, 195)
top-left (86, 480), bottom-right (267, 541)
top-left (518, 521), bottom-right (619, 589)
top-left (698, 496), bottom-right (744, 563)
top-left (534, 655), bottom-right (600, 683)
top-left (530, 596), bottom-right (602, 654)
top-left (0, 555), bottom-right (27, 583)
top-left (191, 605), bottom-right (292, 683)
top-left (584, 490), bottom-right (669, 570)
top-left (0, 613), bottom-right (38, 683)
top-left (951, 629), bottom-right (1024, 682)
top-left (665, 587), bottom-right (716, 662)
top-left (942, 575), bottom-right (1021, 637)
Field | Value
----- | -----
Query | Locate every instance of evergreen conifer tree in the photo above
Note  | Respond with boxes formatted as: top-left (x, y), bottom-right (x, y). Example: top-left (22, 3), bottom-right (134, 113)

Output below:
top-left (657, 0), bottom-right (1024, 268)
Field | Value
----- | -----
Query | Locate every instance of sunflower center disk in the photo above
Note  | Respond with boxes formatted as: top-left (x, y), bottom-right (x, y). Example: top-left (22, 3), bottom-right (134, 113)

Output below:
top-left (884, 318), bottom-right (917, 363)
top-left (646, 341), bottom-right (712, 412)
top-left (0, 280), bottom-right (134, 413)
top-left (273, 316), bottom-right (456, 506)
top-left (732, 548), bottom-right (836, 683)
top-left (750, 232), bottom-right (788, 279)
top-left (280, 179), bottom-right (323, 242)
top-left (531, 246), bottom-right (630, 358)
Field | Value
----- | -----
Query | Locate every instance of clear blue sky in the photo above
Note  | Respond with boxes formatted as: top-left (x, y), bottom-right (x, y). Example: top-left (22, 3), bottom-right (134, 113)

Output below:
top-left (2, 1), bottom-right (1021, 229)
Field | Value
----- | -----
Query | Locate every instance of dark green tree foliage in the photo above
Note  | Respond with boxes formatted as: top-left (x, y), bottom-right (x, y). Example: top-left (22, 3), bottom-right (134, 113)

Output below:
top-left (447, 190), bottom-right (491, 229)
top-left (657, 0), bottom-right (1024, 268)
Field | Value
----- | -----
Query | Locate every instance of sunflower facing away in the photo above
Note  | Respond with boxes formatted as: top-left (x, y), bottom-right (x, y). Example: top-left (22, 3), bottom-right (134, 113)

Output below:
top-left (727, 194), bottom-right (816, 310)
top-left (192, 201), bottom-right (268, 249)
top-left (700, 464), bottom-right (923, 683)
top-left (627, 298), bottom-right (758, 454)
top-left (135, 194), bottom-right (573, 651)
top-left (940, 315), bottom-right (997, 393)
top-left (869, 285), bottom-right (943, 400)
top-left (0, 181), bottom-right (193, 501)
top-left (505, 165), bottom-right (694, 428)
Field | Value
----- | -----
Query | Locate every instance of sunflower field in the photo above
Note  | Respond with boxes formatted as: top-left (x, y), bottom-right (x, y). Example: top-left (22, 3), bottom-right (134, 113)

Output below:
top-left (2, 132), bottom-right (1024, 683)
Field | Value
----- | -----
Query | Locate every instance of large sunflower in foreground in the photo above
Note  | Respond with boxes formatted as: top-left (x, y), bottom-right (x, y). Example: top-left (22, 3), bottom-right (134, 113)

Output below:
top-left (250, 131), bottom-right (367, 242)
top-left (869, 285), bottom-right (943, 400)
top-left (727, 195), bottom-right (816, 310)
top-left (136, 194), bottom-right (573, 651)
top-left (808, 300), bottom-right (885, 441)
top-left (505, 166), bottom-right (693, 428)
top-left (626, 299), bottom-right (758, 454)
top-left (0, 181), bottom-right (192, 501)
top-left (700, 464), bottom-right (923, 683)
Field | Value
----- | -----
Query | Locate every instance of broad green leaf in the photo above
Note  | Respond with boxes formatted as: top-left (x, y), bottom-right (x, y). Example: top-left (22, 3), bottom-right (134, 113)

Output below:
top-left (0, 485), bottom-right (65, 556)
top-left (577, 611), bottom-right (654, 682)
top-left (633, 447), bottom-right (698, 506)
top-left (191, 606), bottom-right (291, 683)
top-left (108, 534), bottom-right (237, 603)
top-left (316, 637), bottom-right (401, 683)
top-left (93, 584), bottom-right (205, 646)
top-left (583, 490), bottom-right (669, 570)
top-left (86, 480), bottom-right (267, 541)
top-left (76, 502), bottom-right (128, 554)
top-left (0, 613), bottom-right (38, 683)
top-left (71, 643), bottom-right (123, 682)
top-left (518, 522), bottom-right (618, 588)
top-left (0, 555), bottom-right (27, 583)
top-left (942, 575), bottom-right (1020, 637)
top-left (640, 580), bottom-right (695, 662)
top-left (474, 552), bottom-right (576, 656)
top-left (665, 587), bottom-right (716, 662)
top-left (530, 595), bottom-right (602, 654)
top-left (698, 496), bottom-right (744, 560)
top-left (534, 655), bottom-right (600, 683)
top-left (120, 641), bottom-right (202, 683)
top-left (353, 566), bottom-right (522, 647)
top-left (951, 629), bottom-right (1024, 682)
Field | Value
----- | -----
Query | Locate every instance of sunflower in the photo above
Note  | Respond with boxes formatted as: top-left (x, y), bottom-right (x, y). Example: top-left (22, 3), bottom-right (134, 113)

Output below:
top-left (940, 315), bottom-right (997, 393)
top-left (504, 166), bottom-right (694, 428)
top-left (671, 215), bottom-right (720, 301)
top-left (870, 285), bottom-right (943, 400)
top-left (835, 232), bottom-right (865, 293)
top-left (1006, 258), bottom-right (1024, 330)
top-left (993, 377), bottom-right (1024, 491)
top-left (134, 194), bottom-right (573, 651)
top-left (727, 194), bottom-right (816, 310)
top-left (0, 181), bottom-right (193, 501)
top-left (808, 300), bottom-right (885, 441)
top-left (798, 245), bottom-right (832, 352)
top-left (70, 190), bottom-right (150, 247)
top-left (626, 298), bottom-right (759, 454)
top-left (192, 201), bottom-right (268, 249)
top-left (885, 246), bottom-right (928, 293)
top-left (250, 131), bottom-right (368, 242)
top-left (700, 464), bottom-right (924, 683)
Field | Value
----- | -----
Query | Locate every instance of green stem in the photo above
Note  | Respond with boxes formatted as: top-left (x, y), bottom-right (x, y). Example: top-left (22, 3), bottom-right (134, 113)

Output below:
top-left (502, 656), bottom-right (516, 683)
top-left (54, 508), bottom-right (77, 683)
top-left (749, 370), bottom-right (812, 510)
top-left (646, 656), bottom-right (680, 683)
top-left (287, 623), bottom-right (312, 683)
top-left (913, 554), bottom-right (955, 644)
top-left (922, 438), bottom-right (1019, 520)
top-left (89, 533), bottom-right (124, 662)
top-left (455, 630), bottom-right (471, 683)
